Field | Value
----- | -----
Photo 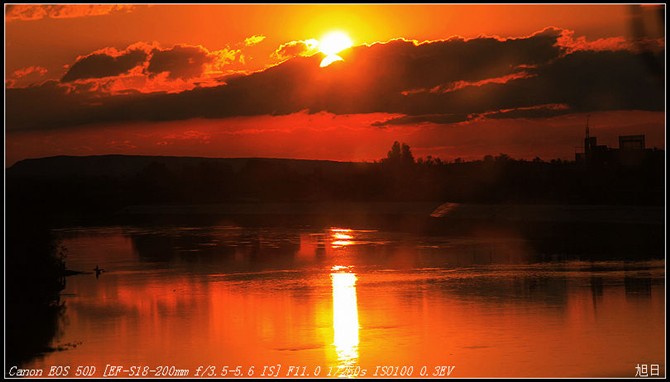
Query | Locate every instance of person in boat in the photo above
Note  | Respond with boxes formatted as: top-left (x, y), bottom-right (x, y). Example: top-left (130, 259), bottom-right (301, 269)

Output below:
top-left (94, 265), bottom-right (105, 279)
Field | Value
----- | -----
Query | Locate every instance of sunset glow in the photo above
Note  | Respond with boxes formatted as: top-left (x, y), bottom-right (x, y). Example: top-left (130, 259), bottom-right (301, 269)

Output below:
top-left (4, 4), bottom-right (664, 165)
top-left (5, 5), bottom-right (665, 379)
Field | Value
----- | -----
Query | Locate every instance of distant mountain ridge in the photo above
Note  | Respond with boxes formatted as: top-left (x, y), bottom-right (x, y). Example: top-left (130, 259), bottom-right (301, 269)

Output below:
top-left (6, 152), bottom-right (665, 208)
top-left (8, 155), bottom-right (360, 179)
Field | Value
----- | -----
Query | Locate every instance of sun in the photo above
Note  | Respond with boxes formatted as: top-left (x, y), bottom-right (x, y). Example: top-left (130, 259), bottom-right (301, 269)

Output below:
top-left (320, 55), bottom-right (344, 67)
top-left (319, 31), bottom-right (353, 55)
top-left (318, 31), bottom-right (353, 67)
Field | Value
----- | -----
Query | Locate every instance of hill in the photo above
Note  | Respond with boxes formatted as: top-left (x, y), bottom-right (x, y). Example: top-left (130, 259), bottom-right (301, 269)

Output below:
top-left (6, 153), bottom-right (665, 222)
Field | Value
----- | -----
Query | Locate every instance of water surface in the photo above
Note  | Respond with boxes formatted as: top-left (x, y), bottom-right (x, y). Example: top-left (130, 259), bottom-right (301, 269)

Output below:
top-left (24, 224), bottom-right (665, 378)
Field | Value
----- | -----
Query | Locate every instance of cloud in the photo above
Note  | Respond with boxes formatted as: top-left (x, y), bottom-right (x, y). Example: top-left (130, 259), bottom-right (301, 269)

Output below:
top-left (401, 71), bottom-right (536, 95)
top-left (56, 43), bottom-right (241, 93)
top-left (6, 80), bottom-right (95, 130)
top-left (244, 35), bottom-right (266, 46)
top-left (477, 104), bottom-right (571, 120)
top-left (6, 28), bottom-right (664, 131)
top-left (162, 129), bottom-right (212, 144)
top-left (7, 66), bottom-right (50, 88)
top-left (372, 114), bottom-right (470, 127)
top-left (147, 45), bottom-right (215, 80)
top-left (556, 29), bottom-right (634, 54)
top-left (13, 66), bottom-right (48, 78)
top-left (5, 4), bottom-right (135, 22)
top-left (62, 43), bottom-right (240, 83)
top-left (145, 44), bottom-right (240, 81)
top-left (62, 48), bottom-right (148, 82)
top-left (272, 39), bottom-right (320, 60)
top-left (372, 104), bottom-right (570, 127)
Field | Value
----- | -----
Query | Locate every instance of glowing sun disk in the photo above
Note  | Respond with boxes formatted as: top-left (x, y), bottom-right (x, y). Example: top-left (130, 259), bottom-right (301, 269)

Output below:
top-left (320, 55), bottom-right (343, 67)
top-left (318, 31), bottom-right (353, 67)
top-left (319, 31), bottom-right (353, 55)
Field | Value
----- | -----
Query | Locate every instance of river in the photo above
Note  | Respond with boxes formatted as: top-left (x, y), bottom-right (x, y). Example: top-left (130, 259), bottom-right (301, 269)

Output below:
top-left (22, 223), bottom-right (665, 378)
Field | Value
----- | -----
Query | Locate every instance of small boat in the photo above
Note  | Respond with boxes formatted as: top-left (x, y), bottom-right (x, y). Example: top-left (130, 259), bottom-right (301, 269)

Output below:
top-left (94, 265), bottom-right (105, 279)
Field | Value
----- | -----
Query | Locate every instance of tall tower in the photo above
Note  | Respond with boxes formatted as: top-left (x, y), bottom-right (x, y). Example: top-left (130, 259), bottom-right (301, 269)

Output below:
top-left (585, 114), bottom-right (590, 141)
top-left (584, 114), bottom-right (596, 161)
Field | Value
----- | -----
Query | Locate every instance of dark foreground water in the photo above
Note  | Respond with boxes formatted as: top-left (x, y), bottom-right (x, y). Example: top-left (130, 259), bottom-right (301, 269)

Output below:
top-left (20, 223), bottom-right (665, 378)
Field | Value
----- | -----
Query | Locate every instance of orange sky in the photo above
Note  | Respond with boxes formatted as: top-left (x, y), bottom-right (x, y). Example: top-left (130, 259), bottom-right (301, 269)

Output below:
top-left (4, 4), bottom-right (666, 166)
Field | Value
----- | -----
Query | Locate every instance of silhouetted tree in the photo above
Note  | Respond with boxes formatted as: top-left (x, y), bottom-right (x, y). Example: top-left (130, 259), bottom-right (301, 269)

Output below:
top-left (417, 155), bottom-right (445, 167)
top-left (383, 141), bottom-right (415, 165)
top-left (401, 143), bottom-right (414, 163)
top-left (495, 153), bottom-right (512, 162)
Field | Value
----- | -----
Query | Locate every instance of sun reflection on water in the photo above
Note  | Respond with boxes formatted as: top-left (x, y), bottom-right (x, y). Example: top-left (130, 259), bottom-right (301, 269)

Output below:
top-left (331, 266), bottom-right (359, 368)
top-left (331, 228), bottom-right (355, 248)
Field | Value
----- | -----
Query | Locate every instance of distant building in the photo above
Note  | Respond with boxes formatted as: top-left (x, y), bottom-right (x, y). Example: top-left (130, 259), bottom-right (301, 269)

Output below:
top-left (575, 116), bottom-right (613, 166)
top-left (619, 135), bottom-right (645, 151)
top-left (575, 118), bottom-right (654, 168)
top-left (617, 135), bottom-right (648, 168)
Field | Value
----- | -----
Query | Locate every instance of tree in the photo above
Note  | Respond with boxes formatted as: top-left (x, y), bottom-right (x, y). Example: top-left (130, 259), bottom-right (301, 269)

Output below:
top-left (401, 142), bottom-right (414, 164)
top-left (495, 153), bottom-right (511, 162)
top-left (383, 141), bottom-right (415, 165)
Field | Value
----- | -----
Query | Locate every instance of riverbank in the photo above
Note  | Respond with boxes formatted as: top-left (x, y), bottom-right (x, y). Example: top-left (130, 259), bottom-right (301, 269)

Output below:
top-left (115, 201), bottom-right (664, 225)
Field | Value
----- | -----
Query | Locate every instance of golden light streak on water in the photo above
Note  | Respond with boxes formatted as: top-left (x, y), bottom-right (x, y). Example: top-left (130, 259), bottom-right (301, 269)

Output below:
top-left (331, 228), bottom-right (355, 248)
top-left (331, 268), bottom-right (359, 368)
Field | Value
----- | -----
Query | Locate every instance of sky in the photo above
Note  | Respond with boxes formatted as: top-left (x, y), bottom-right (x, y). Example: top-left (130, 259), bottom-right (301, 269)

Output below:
top-left (4, 4), bottom-right (666, 166)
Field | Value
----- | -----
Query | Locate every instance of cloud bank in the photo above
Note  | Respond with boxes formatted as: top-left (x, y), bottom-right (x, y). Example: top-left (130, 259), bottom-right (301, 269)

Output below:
top-left (6, 28), bottom-right (664, 131)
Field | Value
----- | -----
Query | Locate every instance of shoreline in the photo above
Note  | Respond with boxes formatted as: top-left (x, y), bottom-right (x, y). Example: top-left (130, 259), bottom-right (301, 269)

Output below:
top-left (114, 202), bottom-right (664, 225)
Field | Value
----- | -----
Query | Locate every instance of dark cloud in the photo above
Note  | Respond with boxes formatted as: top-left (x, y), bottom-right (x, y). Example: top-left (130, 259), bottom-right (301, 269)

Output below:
top-left (355, 28), bottom-right (563, 92)
top-left (6, 28), bottom-right (664, 131)
top-left (146, 45), bottom-right (214, 80)
top-left (62, 49), bottom-right (148, 82)
top-left (532, 50), bottom-right (665, 112)
top-left (58, 43), bottom-right (240, 92)
top-left (6, 81), bottom-right (96, 130)
top-left (372, 114), bottom-right (470, 127)
top-left (478, 104), bottom-right (571, 120)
